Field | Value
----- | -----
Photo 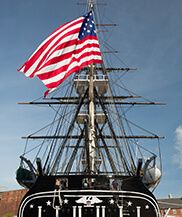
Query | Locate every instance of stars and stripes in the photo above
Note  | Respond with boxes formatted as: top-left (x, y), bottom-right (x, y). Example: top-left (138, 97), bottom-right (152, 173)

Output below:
top-left (18, 11), bottom-right (102, 96)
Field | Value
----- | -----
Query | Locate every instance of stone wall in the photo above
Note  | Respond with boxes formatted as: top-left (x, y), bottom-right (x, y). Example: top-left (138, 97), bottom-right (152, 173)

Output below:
top-left (0, 189), bottom-right (27, 217)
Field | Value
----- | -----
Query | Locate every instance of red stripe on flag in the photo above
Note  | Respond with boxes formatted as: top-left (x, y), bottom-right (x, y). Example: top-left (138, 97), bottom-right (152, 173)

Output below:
top-left (40, 58), bottom-right (103, 89)
top-left (37, 37), bottom-right (100, 72)
top-left (18, 12), bottom-right (103, 95)
top-left (20, 27), bottom-right (81, 77)
top-left (38, 50), bottom-right (102, 81)
top-left (18, 18), bottom-right (84, 74)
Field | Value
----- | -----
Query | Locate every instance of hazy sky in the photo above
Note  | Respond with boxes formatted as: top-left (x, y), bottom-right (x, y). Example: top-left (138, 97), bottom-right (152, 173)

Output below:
top-left (0, 0), bottom-right (182, 199)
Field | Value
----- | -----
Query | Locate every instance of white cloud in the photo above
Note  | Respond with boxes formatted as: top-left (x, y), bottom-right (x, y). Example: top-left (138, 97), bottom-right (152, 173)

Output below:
top-left (173, 126), bottom-right (182, 168)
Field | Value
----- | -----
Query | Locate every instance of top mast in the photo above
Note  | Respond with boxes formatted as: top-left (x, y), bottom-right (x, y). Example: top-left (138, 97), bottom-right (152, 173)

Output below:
top-left (87, 0), bottom-right (96, 11)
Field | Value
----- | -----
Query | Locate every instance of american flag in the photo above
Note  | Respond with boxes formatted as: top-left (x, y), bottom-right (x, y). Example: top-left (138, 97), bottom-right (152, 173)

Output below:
top-left (18, 11), bottom-right (102, 95)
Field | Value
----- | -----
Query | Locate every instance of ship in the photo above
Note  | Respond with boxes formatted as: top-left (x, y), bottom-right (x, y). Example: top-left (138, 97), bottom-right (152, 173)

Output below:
top-left (16, 1), bottom-right (163, 217)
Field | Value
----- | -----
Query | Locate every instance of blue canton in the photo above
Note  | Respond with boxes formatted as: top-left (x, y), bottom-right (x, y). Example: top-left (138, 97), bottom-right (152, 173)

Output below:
top-left (78, 11), bottom-right (97, 40)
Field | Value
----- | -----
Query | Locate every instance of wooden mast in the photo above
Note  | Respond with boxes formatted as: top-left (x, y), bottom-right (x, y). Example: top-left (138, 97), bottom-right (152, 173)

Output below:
top-left (88, 64), bottom-right (96, 174)
top-left (86, 0), bottom-right (97, 174)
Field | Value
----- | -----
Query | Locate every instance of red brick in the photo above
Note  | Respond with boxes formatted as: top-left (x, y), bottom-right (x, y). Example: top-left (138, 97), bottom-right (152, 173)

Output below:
top-left (0, 189), bottom-right (27, 216)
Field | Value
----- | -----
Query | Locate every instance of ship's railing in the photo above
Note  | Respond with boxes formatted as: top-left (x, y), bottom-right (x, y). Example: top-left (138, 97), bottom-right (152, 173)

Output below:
top-left (74, 74), bottom-right (109, 95)
top-left (74, 74), bottom-right (108, 80)
top-left (52, 174), bottom-right (127, 191)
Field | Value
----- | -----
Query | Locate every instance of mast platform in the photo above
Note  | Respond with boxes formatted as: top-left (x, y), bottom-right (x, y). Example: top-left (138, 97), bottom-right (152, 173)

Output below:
top-left (74, 74), bottom-right (108, 95)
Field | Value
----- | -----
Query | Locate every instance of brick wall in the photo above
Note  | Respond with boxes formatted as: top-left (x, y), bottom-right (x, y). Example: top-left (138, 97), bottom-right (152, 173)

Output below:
top-left (161, 208), bottom-right (182, 217)
top-left (159, 198), bottom-right (182, 217)
top-left (0, 189), bottom-right (27, 217)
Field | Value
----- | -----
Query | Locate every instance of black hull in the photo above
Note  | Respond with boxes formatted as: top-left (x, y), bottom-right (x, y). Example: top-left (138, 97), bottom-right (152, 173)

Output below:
top-left (17, 175), bottom-right (160, 217)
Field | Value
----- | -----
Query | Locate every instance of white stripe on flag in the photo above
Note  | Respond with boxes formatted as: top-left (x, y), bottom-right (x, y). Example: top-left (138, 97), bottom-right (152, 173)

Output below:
top-left (24, 26), bottom-right (81, 77)
top-left (45, 39), bottom-right (100, 63)
top-left (28, 17), bottom-right (84, 60)
top-left (36, 47), bottom-right (101, 75)
top-left (43, 54), bottom-right (102, 85)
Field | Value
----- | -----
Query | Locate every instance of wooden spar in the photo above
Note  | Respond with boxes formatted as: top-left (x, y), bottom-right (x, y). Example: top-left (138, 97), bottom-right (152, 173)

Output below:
top-left (21, 135), bottom-right (164, 140)
top-left (18, 95), bottom-right (165, 105)
top-left (107, 102), bottom-right (166, 105)
top-left (18, 95), bottom-right (140, 104)
top-left (17, 101), bottom-right (166, 105)
top-left (102, 50), bottom-right (118, 53)
top-left (48, 96), bottom-right (141, 100)
top-left (84, 67), bottom-right (137, 71)
top-left (96, 24), bottom-right (117, 27)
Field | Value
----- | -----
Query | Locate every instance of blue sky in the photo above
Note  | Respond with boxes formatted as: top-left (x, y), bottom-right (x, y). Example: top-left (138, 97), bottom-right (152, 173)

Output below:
top-left (0, 0), bottom-right (182, 199)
